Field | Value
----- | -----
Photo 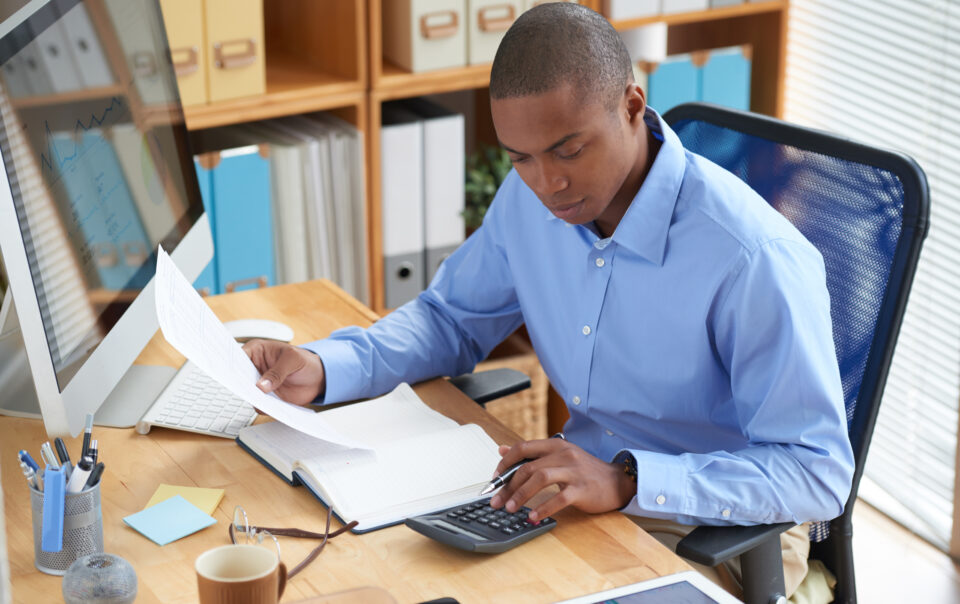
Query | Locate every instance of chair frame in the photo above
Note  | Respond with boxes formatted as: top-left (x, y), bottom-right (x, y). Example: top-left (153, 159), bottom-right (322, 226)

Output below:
top-left (662, 103), bottom-right (930, 604)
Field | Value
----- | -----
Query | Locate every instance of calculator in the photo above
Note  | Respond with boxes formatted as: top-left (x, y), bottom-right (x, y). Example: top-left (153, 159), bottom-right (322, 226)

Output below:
top-left (404, 498), bottom-right (557, 553)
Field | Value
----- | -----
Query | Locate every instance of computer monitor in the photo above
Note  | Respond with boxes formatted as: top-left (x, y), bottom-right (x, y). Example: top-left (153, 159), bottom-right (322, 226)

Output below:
top-left (0, 0), bottom-right (212, 437)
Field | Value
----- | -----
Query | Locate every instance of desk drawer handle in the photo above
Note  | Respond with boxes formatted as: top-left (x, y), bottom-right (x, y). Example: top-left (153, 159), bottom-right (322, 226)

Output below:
top-left (225, 275), bottom-right (268, 293)
top-left (213, 39), bottom-right (257, 70)
top-left (171, 46), bottom-right (199, 76)
top-left (420, 10), bottom-right (459, 39)
top-left (478, 5), bottom-right (515, 33)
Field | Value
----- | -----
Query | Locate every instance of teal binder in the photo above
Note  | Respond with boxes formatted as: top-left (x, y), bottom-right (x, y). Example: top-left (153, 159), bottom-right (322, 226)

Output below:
top-left (192, 158), bottom-right (217, 295)
top-left (51, 130), bottom-right (151, 291)
top-left (700, 46), bottom-right (752, 111)
top-left (209, 147), bottom-right (274, 294)
top-left (647, 54), bottom-right (699, 116)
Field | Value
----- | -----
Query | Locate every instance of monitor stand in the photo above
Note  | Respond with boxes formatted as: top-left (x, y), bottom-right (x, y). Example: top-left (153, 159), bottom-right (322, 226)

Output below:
top-left (0, 291), bottom-right (177, 427)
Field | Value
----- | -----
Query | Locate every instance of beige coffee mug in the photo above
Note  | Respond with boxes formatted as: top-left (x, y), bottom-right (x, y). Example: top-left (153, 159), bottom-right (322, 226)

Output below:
top-left (196, 544), bottom-right (287, 604)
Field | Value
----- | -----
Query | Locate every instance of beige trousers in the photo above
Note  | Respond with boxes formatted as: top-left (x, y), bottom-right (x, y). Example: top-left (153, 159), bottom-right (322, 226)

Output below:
top-left (631, 516), bottom-right (811, 600)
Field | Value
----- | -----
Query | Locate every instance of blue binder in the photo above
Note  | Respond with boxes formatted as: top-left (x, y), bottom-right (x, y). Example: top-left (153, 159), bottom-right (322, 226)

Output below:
top-left (700, 46), bottom-right (752, 111)
top-left (209, 147), bottom-right (274, 294)
top-left (647, 54), bottom-right (699, 116)
top-left (192, 158), bottom-right (218, 295)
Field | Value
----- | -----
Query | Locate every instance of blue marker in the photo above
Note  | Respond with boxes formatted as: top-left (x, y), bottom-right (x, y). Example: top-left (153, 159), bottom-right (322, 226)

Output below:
top-left (41, 466), bottom-right (66, 552)
top-left (18, 450), bottom-right (39, 473)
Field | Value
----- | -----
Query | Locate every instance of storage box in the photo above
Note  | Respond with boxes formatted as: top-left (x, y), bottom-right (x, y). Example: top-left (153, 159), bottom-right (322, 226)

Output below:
top-left (661, 0), bottom-right (708, 14)
top-left (158, 0), bottom-right (208, 106)
top-left (467, 0), bottom-right (523, 65)
top-left (605, 0), bottom-right (659, 20)
top-left (383, 0), bottom-right (467, 73)
top-left (204, 0), bottom-right (266, 102)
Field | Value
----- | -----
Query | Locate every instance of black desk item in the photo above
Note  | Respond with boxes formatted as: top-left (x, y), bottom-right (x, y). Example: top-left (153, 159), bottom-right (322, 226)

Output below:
top-left (405, 498), bottom-right (556, 553)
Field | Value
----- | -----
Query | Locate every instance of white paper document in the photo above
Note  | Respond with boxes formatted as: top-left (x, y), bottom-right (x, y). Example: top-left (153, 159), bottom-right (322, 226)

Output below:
top-left (153, 246), bottom-right (369, 449)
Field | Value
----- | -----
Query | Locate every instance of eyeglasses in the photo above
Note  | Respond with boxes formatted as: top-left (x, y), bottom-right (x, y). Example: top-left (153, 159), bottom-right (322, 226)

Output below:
top-left (229, 505), bottom-right (358, 579)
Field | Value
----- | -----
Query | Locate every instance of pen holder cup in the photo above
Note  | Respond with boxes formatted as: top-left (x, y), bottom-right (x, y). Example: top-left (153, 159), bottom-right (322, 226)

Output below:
top-left (29, 483), bottom-right (104, 575)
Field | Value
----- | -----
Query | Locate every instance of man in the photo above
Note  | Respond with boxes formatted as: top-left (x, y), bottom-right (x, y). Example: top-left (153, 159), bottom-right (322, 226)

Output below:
top-left (245, 3), bottom-right (853, 598)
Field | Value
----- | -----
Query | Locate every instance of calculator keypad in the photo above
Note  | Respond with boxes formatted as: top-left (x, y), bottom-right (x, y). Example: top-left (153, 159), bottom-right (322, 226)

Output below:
top-left (445, 499), bottom-right (555, 539)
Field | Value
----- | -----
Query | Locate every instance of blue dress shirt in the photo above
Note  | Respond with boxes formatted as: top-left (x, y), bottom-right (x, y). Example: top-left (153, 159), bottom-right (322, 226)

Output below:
top-left (305, 108), bottom-right (855, 526)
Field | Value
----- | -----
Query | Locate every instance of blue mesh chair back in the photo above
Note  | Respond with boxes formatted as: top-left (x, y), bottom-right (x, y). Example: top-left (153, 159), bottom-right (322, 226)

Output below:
top-left (664, 103), bottom-right (929, 603)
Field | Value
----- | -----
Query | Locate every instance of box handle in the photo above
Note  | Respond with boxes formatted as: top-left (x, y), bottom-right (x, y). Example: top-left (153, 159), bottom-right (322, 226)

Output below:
top-left (420, 10), bottom-right (459, 39)
top-left (478, 4), bottom-right (516, 33)
top-left (225, 275), bottom-right (268, 293)
top-left (171, 46), bottom-right (199, 76)
top-left (213, 39), bottom-right (257, 70)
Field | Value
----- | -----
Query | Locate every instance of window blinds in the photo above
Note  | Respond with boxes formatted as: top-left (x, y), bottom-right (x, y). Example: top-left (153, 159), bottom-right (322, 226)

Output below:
top-left (784, 0), bottom-right (959, 550)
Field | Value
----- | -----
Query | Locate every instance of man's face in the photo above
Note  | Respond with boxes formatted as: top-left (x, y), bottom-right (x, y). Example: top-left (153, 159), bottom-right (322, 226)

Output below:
top-left (490, 83), bottom-right (641, 227)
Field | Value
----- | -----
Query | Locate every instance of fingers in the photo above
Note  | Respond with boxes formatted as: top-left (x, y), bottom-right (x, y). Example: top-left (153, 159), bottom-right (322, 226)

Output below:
top-left (494, 462), bottom-right (568, 513)
top-left (256, 345), bottom-right (307, 394)
top-left (493, 437), bottom-right (566, 475)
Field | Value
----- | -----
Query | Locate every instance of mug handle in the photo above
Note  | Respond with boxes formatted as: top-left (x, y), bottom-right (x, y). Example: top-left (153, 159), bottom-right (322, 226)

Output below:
top-left (277, 561), bottom-right (287, 599)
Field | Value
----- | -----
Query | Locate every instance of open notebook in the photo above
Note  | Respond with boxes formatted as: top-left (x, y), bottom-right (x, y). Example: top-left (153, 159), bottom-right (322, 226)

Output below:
top-left (236, 383), bottom-right (502, 533)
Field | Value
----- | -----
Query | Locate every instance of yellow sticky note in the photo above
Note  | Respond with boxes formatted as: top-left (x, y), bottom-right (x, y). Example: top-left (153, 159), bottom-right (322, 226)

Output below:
top-left (146, 484), bottom-right (225, 516)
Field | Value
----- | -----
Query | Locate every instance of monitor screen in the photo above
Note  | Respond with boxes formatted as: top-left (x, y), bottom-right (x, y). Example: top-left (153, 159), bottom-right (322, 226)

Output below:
top-left (0, 0), bottom-right (210, 435)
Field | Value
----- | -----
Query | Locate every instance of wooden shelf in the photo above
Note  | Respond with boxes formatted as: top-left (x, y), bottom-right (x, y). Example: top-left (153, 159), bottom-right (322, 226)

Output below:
top-left (373, 60), bottom-right (492, 101)
top-left (11, 85), bottom-right (126, 110)
top-left (184, 52), bottom-right (364, 130)
top-left (607, 0), bottom-right (788, 30)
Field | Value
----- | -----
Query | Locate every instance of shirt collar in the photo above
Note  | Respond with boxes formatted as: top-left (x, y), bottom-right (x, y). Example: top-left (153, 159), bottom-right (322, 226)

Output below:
top-left (546, 107), bottom-right (686, 266)
top-left (610, 108), bottom-right (686, 265)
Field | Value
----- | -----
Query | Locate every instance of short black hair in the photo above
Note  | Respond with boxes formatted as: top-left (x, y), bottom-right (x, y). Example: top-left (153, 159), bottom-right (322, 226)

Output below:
top-left (489, 3), bottom-right (633, 110)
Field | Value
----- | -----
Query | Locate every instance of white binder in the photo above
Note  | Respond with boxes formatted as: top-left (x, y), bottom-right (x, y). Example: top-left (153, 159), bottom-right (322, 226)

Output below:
top-left (31, 12), bottom-right (83, 94)
top-left (403, 98), bottom-right (465, 285)
top-left (381, 103), bottom-right (425, 309)
top-left (60, 3), bottom-right (114, 88)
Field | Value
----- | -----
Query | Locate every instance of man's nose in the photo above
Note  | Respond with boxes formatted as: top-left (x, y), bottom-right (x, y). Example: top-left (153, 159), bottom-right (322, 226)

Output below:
top-left (536, 160), bottom-right (569, 195)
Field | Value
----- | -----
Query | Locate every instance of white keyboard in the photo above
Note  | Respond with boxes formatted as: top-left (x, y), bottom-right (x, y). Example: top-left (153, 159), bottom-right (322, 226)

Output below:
top-left (136, 361), bottom-right (257, 438)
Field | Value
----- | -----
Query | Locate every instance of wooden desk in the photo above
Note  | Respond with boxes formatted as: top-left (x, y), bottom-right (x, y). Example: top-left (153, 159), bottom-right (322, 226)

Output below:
top-left (1, 280), bottom-right (689, 603)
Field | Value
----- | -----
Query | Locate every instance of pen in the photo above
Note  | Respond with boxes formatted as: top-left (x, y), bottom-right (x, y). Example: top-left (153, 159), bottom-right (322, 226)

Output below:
top-left (54, 437), bottom-right (72, 479)
top-left (88, 439), bottom-right (98, 466)
top-left (66, 456), bottom-right (94, 494)
top-left (480, 433), bottom-right (565, 496)
top-left (18, 450), bottom-right (39, 473)
top-left (19, 460), bottom-right (40, 491)
top-left (80, 413), bottom-right (94, 460)
top-left (54, 437), bottom-right (71, 467)
top-left (84, 462), bottom-right (105, 490)
top-left (40, 441), bottom-right (60, 470)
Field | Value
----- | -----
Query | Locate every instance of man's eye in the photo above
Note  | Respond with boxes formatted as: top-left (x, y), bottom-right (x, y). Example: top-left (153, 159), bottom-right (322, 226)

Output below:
top-left (509, 156), bottom-right (528, 164)
top-left (558, 147), bottom-right (583, 160)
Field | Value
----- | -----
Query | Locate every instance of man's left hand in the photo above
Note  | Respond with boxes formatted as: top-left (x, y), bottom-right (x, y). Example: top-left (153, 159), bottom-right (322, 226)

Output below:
top-left (488, 437), bottom-right (636, 522)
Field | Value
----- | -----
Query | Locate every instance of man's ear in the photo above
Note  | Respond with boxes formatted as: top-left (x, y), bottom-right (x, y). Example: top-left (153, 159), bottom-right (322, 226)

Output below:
top-left (624, 82), bottom-right (646, 125)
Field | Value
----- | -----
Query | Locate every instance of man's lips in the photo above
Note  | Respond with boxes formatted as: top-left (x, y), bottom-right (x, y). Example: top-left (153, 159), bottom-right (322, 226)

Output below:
top-left (550, 199), bottom-right (584, 219)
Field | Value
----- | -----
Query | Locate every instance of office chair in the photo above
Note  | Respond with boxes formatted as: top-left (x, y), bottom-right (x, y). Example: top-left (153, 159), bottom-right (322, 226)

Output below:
top-left (662, 103), bottom-right (930, 604)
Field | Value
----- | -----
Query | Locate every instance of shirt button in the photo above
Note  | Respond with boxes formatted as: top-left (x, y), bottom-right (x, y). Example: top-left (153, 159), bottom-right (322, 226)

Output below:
top-left (582, 325), bottom-right (591, 335)
top-left (605, 429), bottom-right (613, 436)
top-left (722, 509), bottom-right (731, 518)
top-left (572, 396), bottom-right (581, 405)
top-left (595, 257), bottom-right (605, 268)
top-left (656, 495), bottom-right (666, 505)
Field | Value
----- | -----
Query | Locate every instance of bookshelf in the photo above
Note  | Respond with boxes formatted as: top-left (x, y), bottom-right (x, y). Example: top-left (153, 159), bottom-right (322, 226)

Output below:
top-left (176, 0), bottom-right (791, 318)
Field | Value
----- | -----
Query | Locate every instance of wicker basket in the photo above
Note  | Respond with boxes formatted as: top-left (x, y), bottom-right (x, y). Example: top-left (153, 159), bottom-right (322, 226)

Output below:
top-left (474, 333), bottom-right (548, 441)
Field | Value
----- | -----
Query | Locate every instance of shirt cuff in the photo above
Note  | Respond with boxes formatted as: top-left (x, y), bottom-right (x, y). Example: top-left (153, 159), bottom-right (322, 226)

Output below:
top-left (299, 337), bottom-right (364, 405)
top-left (614, 449), bottom-right (690, 520)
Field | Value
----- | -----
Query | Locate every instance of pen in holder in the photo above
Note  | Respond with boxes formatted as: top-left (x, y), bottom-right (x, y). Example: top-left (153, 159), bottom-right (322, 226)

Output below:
top-left (29, 483), bottom-right (104, 575)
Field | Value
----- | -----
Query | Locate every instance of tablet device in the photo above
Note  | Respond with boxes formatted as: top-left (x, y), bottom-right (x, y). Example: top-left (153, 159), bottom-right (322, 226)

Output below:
top-left (555, 570), bottom-right (743, 604)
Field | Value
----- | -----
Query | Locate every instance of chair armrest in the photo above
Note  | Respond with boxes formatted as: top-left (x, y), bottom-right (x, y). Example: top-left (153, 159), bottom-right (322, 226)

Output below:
top-left (675, 522), bottom-right (795, 567)
top-left (447, 368), bottom-right (531, 406)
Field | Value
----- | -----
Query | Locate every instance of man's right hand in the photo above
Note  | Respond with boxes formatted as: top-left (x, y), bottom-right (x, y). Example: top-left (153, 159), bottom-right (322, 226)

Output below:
top-left (242, 339), bottom-right (326, 405)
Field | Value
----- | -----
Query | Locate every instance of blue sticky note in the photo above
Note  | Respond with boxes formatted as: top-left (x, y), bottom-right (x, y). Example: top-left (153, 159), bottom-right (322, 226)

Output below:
top-left (123, 495), bottom-right (216, 546)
